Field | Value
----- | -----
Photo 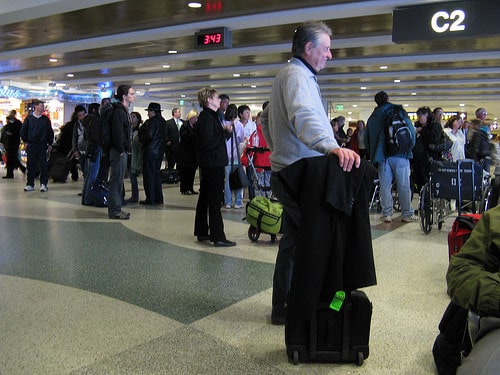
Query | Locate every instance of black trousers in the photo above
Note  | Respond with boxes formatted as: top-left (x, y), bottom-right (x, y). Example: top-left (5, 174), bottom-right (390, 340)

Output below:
top-left (5, 144), bottom-right (25, 177)
top-left (194, 166), bottom-right (226, 242)
top-left (180, 165), bottom-right (196, 193)
top-left (143, 154), bottom-right (163, 204)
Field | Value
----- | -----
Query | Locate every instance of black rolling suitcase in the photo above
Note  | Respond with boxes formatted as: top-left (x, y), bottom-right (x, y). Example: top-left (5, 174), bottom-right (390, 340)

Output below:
top-left (286, 290), bottom-right (372, 366)
top-left (49, 151), bottom-right (71, 182)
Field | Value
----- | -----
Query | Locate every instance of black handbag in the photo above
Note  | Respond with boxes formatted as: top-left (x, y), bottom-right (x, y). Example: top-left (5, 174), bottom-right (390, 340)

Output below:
top-left (428, 132), bottom-right (453, 153)
top-left (228, 130), bottom-right (248, 190)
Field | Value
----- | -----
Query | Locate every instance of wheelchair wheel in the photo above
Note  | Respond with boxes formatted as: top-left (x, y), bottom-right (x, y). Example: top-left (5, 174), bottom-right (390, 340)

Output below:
top-left (481, 184), bottom-right (492, 213)
top-left (481, 176), bottom-right (500, 212)
top-left (419, 183), bottom-right (433, 234)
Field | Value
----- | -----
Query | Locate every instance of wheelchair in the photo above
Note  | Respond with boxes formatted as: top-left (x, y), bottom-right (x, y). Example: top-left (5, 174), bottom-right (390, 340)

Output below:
top-left (419, 159), bottom-right (489, 234)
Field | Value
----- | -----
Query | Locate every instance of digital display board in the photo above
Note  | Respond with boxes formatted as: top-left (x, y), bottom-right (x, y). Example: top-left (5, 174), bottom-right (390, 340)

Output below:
top-left (195, 27), bottom-right (232, 49)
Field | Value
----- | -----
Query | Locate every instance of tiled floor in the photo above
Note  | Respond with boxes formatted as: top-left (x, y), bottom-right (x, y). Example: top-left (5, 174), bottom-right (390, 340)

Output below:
top-left (0, 170), bottom-right (451, 374)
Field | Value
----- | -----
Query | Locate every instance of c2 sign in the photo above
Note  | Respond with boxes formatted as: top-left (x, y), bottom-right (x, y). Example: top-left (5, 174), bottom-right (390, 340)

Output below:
top-left (431, 10), bottom-right (466, 33)
top-left (392, 0), bottom-right (498, 43)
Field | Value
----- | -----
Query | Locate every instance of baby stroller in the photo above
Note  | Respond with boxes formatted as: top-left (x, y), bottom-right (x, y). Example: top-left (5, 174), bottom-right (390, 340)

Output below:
top-left (243, 146), bottom-right (282, 242)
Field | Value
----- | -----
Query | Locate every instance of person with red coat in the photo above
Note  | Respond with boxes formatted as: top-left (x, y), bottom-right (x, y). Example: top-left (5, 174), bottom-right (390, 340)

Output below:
top-left (241, 111), bottom-right (271, 195)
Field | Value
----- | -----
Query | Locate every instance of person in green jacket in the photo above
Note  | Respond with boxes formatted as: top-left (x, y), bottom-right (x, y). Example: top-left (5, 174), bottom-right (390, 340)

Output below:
top-left (447, 205), bottom-right (500, 374)
top-left (447, 206), bottom-right (500, 317)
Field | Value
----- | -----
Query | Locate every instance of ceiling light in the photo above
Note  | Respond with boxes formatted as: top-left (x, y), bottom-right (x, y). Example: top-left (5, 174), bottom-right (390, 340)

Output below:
top-left (347, 111), bottom-right (352, 115)
top-left (352, 104), bottom-right (358, 108)
top-left (379, 66), bottom-right (388, 70)
top-left (404, 104), bottom-right (409, 107)
top-left (145, 82), bottom-right (151, 86)
top-left (168, 50), bottom-right (177, 54)
top-left (360, 86), bottom-right (367, 90)
top-left (459, 103), bottom-right (465, 107)
top-left (251, 85), bottom-right (257, 88)
top-left (162, 64), bottom-right (170, 69)
top-left (188, 2), bottom-right (202, 8)
top-left (411, 92), bottom-right (417, 96)
top-left (66, 73), bottom-right (74, 78)
top-left (394, 79), bottom-right (401, 83)
top-left (49, 58), bottom-right (58, 63)
top-left (180, 94), bottom-right (186, 98)
top-left (233, 73), bottom-right (240, 77)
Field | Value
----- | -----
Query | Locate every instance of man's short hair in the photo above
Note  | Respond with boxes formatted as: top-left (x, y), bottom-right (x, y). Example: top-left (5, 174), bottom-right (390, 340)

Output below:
top-left (114, 85), bottom-right (132, 102)
top-left (374, 91), bottom-right (389, 106)
top-left (475, 108), bottom-right (487, 117)
top-left (219, 94), bottom-right (230, 102)
top-left (237, 104), bottom-right (250, 118)
top-left (292, 20), bottom-right (332, 56)
top-left (32, 99), bottom-right (45, 106)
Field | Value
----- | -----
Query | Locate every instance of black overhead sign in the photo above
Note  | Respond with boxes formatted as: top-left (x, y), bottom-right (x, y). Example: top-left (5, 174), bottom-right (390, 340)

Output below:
top-left (392, 0), bottom-right (500, 43)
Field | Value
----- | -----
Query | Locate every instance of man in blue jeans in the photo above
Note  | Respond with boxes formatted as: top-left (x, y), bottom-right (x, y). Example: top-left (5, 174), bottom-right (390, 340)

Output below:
top-left (108, 84), bottom-right (135, 220)
top-left (261, 21), bottom-right (360, 325)
top-left (365, 91), bottom-right (417, 223)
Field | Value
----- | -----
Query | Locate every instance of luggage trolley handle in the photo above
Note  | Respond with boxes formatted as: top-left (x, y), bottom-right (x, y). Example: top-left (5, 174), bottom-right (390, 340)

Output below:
top-left (457, 159), bottom-right (478, 215)
top-left (246, 146), bottom-right (270, 154)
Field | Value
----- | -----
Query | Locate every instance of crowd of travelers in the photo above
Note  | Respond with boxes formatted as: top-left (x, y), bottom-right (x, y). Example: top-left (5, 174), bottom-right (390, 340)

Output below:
top-left (0, 93), bottom-right (497, 223)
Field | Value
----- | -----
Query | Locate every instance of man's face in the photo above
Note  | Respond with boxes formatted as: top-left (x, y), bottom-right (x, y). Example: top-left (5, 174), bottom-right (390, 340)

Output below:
top-left (304, 32), bottom-right (332, 73)
top-left (220, 98), bottom-right (229, 112)
top-left (35, 102), bottom-right (45, 113)
top-left (174, 109), bottom-right (181, 119)
top-left (240, 109), bottom-right (250, 122)
top-left (125, 88), bottom-right (136, 105)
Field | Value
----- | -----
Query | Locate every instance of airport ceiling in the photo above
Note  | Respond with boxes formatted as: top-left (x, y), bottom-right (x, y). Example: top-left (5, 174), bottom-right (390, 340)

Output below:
top-left (1, 0), bottom-right (499, 120)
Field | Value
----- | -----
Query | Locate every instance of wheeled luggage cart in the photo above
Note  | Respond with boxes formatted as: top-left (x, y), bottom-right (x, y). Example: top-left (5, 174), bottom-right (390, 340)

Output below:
top-left (419, 159), bottom-right (487, 234)
top-left (244, 147), bottom-right (282, 242)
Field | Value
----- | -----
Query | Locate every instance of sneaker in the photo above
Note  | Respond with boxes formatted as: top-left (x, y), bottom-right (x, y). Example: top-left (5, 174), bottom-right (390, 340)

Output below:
top-left (379, 215), bottom-right (392, 223)
top-left (110, 212), bottom-right (130, 220)
top-left (234, 204), bottom-right (244, 209)
top-left (224, 204), bottom-right (231, 209)
top-left (401, 215), bottom-right (419, 223)
top-left (40, 184), bottom-right (48, 192)
top-left (24, 185), bottom-right (34, 192)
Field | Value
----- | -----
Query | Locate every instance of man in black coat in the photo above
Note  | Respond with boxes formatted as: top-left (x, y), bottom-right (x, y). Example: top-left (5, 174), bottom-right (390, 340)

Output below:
top-left (1, 110), bottom-right (26, 178)
top-left (139, 102), bottom-right (166, 205)
top-left (164, 107), bottom-right (182, 170)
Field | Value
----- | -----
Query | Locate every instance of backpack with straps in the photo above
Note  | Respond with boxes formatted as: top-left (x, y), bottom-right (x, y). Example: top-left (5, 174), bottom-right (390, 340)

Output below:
top-left (384, 105), bottom-right (413, 156)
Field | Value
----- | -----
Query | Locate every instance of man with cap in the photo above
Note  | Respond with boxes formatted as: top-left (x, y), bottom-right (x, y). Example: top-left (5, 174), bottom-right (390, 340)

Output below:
top-left (139, 102), bottom-right (166, 205)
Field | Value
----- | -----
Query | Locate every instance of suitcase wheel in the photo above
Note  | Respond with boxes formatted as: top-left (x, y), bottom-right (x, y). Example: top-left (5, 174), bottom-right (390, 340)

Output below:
top-left (357, 351), bottom-right (364, 366)
top-left (292, 350), bottom-right (299, 365)
top-left (248, 226), bottom-right (260, 242)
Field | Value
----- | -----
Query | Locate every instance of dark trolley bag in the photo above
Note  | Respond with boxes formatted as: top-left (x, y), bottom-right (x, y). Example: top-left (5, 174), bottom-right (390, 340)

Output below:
top-left (286, 289), bottom-right (372, 366)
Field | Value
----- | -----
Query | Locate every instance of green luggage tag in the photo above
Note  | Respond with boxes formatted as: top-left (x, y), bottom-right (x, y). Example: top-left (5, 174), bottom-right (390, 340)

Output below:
top-left (329, 290), bottom-right (345, 311)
